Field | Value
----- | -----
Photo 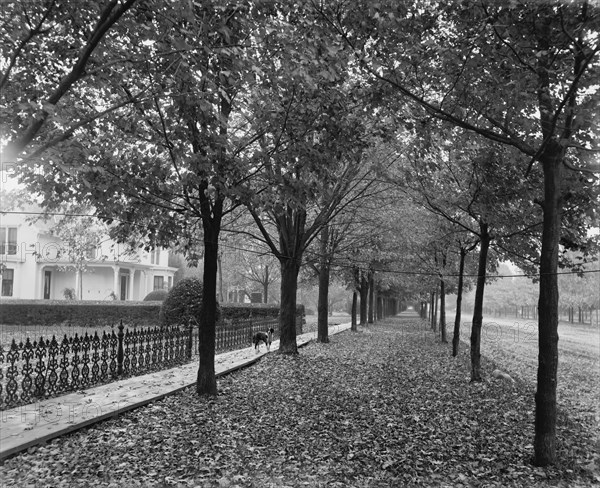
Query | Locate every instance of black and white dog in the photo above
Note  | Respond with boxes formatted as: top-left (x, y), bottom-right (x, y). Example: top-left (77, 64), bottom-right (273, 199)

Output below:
top-left (253, 328), bottom-right (274, 353)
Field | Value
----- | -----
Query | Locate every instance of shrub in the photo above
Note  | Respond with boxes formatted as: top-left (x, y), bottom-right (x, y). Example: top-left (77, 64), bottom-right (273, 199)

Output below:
top-left (160, 278), bottom-right (220, 327)
top-left (63, 288), bottom-right (77, 300)
top-left (143, 289), bottom-right (169, 302)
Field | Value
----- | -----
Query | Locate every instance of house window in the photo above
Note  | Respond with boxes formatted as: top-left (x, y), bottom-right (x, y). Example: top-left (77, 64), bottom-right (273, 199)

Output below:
top-left (153, 276), bottom-right (164, 290)
top-left (1, 268), bottom-right (14, 296)
top-left (150, 248), bottom-right (161, 265)
top-left (167, 276), bottom-right (172, 289)
top-left (85, 244), bottom-right (97, 260)
top-left (0, 227), bottom-right (17, 255)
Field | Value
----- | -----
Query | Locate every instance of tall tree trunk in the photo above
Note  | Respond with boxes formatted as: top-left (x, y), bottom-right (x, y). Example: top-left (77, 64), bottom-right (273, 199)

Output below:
top-left (430, 292), bottom-right (435, 329)
top-left (534, 142), bottom-right (562, 466)
top-left (196, 200), bottom-right (222, 396)
top-left (440, 279), bottom-right (447, 343)
top-left (359, 272), bottom-right (368, 325)
top-left (470, 223), bottom-right (490, 382)
top-left (317, 226), bottom-right (330, 343)
top-left (431, 291), bottom-right (438, 332)
top-left (263, 265), bottom-right (269, 303)
top-left (279, 257), bottom-right (300, 354)
top-left (351, 290), bottom-right (358, 332)
top-left (434, 291), bottom-right (438, 331)
top-left (367, 270), bottom-right (374, 324)
top-left (453, 247), bottom-right (467, 357)
top-left (217, 253), bottom-right (224, 303)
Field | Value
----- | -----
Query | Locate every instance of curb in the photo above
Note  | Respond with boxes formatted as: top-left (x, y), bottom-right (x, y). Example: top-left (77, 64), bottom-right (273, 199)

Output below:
top-left (0, 323), bottom-right (350, 461)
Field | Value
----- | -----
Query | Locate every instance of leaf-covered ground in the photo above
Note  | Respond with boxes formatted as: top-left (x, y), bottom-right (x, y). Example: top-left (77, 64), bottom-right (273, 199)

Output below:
top-left (475, 317), bottom-right (600, 437)
top-left (1, 317), bottom-right (599, 487)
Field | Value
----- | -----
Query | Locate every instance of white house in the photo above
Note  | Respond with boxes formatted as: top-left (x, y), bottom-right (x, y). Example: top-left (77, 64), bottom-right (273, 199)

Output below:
top-left (0, 211), bottom-right (177, 301)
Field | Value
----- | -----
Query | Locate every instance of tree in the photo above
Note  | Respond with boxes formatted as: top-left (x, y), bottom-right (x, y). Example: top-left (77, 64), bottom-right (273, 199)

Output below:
top-left (303, 154), bottom-right (393, 342)
top-left (220, 233), bottom-right (279, 304)
top-left (396, 129), bottom-right (540, 380)
top-left (239, 11), bottom-right (378, 352)
top-left (46, 211), bottom-right (109, 300)
top-left (18, 0), bottom-right (263, 396)
top-left (451, 237), bottom-right (479, 357)
top-left (321, 1), bottom-right (599, 464)
top-left (558, 254), bottom-right (600, 324)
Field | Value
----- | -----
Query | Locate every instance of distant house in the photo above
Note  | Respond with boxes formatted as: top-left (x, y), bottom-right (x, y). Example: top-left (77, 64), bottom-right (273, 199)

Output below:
top-left (0, 211), bottom-right (176, 301)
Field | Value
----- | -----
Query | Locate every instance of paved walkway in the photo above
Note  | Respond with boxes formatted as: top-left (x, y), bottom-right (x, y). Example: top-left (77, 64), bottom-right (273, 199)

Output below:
top-left (0, 322), bottom-right (351, 461)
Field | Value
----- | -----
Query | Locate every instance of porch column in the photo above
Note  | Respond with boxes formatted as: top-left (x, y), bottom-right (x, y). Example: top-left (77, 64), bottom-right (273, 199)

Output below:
top-left (75, 269), bottom-right (82, 300)
top-left (128, 269), bottom-right (135, 301)
top-left (139, 270), bottom-right (147, 300)
top-left (113, 265), bottom-right (120, 299)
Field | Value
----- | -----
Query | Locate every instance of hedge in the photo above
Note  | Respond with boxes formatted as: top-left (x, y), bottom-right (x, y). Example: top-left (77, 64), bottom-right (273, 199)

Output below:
top-left (0, 300), bottom-right (162, 327)
top-left (0, 299), bottom-right (305, 328)
top-left (220, 302), bottom-right (305, 321)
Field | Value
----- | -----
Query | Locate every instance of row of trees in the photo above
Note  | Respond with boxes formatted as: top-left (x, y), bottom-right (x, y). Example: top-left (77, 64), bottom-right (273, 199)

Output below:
top-left (456, 261), bottom-right (599, 325)
top-left (2, 0), bottom-right (598, 467)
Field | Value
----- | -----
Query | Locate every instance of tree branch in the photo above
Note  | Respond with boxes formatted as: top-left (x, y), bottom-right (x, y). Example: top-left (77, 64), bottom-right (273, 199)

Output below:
top-left (4, 0), bottom-right (138, 160)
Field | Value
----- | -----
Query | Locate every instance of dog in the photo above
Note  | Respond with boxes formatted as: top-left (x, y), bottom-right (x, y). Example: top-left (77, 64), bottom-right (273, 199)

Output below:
top-left (253, 328), bottom-right (274, 353)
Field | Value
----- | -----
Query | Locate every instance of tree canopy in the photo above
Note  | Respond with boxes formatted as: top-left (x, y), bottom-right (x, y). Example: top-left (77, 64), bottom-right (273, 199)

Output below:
top-left (2, 0), bottom-right (599, 467)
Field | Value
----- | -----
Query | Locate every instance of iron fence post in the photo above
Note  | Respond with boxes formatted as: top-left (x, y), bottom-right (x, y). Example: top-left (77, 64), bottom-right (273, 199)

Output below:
top-left (117, 321), bottom-right (124, 376)
top-left (187, 320), bottom-right (193, 359)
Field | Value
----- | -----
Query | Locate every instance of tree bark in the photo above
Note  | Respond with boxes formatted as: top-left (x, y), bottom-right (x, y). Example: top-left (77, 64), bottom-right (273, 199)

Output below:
top-left (196, 199), bottom-right (222, 396)
top-left (470, 223), bottom-right (490, 382)
top-left (359, 272), bottom-right (368, 325)
top-left (440, 279), bottom-right (447, 343)
top-left (279, 257), bottom-right (300, 354)
top-left (317, 226), bottom-right (330, 343)
top-left (263, 264), bottom-right (269, 303)
top-left (431, 291), bottom-right (438, 332)
top-left (217, 253), bottom-right (224, 303)
top-left (367, 270), bottom-right (374, 324)
top-left (534, 141), bottom-right (562, 466)
top-left (452, 247), bottom-right (467, 357)
top-left (429, 292), bottom-right (434, 329)
top-left (434, 291), bottom-right (438, 331)
top-left (351, 290), bottom-right (358, 332)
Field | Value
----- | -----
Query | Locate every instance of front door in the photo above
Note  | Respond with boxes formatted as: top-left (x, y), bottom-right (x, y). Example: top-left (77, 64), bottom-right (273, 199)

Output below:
top-left (120, 275), bottom-right (128, 300)
top-left (43, 271), bottom-right (51, 299)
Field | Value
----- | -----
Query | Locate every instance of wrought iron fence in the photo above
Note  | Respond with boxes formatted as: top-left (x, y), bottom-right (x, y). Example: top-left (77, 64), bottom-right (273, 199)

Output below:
top-left (215, 318), bottom-right (280, 353)
top-left (0, 316), bottom-right (288, 410)
top-left (0, 322), bottom-right (192, 410)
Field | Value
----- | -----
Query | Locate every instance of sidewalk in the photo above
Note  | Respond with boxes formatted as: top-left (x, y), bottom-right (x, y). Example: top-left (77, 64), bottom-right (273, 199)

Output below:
top-left (0, 322), bottom-right (351, 461)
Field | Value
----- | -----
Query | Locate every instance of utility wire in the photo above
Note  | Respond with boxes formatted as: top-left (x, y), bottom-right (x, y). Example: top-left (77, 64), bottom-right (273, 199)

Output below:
top-left (3, 210), bottom-right (599, 279)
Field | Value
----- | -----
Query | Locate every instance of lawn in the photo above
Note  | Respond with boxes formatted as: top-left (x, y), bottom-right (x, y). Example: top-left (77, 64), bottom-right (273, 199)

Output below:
top-left (0, 316), bottom-right (598, 487)
top-left (474, 316), bottom-right (600, 442)
top-left (0, 323), bottom-right (121, 349)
